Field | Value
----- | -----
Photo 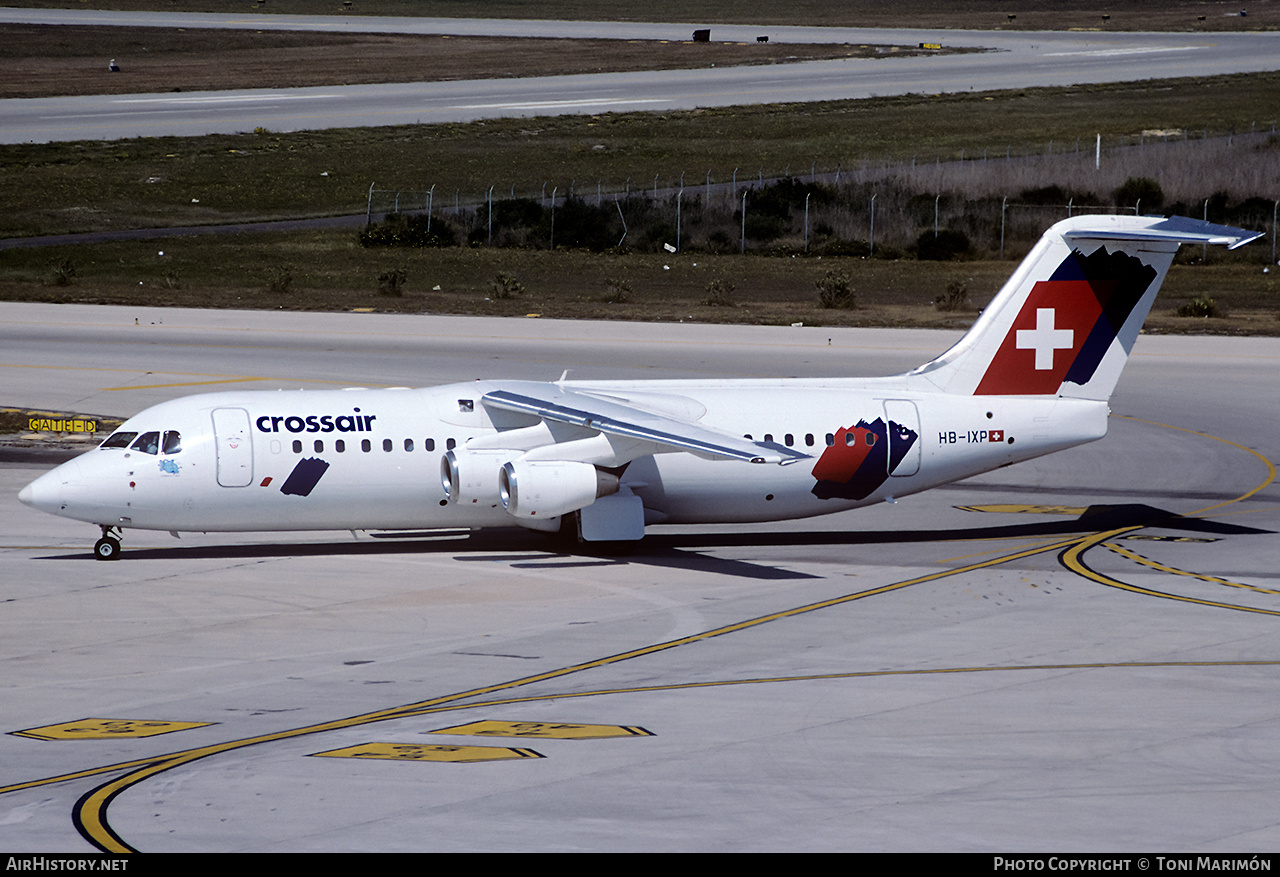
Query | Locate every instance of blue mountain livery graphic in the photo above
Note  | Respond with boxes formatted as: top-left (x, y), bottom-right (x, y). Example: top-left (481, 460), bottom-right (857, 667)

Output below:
top-left (810, 416), bottom-right (918, 500)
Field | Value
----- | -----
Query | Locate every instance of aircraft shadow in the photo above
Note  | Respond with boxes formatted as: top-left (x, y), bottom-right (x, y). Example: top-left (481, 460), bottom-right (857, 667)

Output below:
top-left (34, 504), bottom-right (1269, 581)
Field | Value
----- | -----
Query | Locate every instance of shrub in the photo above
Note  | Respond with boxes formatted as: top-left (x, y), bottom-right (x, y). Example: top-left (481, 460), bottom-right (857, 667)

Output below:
top-left (1018, 185), bottom-right (1070, 206)
top-left (266, 265), bottom-right (293, 295)
top-left (602, 277), bottom-right (631, 303)
top-left (1114, 177), bottom-right (1165, 212)
top-left (359, 213), bottom-right (457, 248)
top-left (489, 272), bottom-right (524, 299)
top-left (916, 228), bottom-right (971, 261)
top-left (703, 277), bottom-right (735, 306)
top-left (46, 259), bottom-right (76, 286)
top-left (815, 270), bottom-right (856, 309)
top-left (935, 279), bottom-right (970, 311)
top-left (377, 268), bottom-right (407, 297)
top-left (1177, 296), bottom-right (1220, 318)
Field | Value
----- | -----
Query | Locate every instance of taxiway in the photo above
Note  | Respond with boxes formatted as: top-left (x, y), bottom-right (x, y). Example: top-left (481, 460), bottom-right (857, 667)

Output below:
top-left (2, 303), bottom-right (1278, 851)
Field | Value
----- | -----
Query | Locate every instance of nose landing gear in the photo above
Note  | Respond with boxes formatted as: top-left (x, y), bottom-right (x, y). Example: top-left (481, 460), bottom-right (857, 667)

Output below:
top-left (94, 526), bottom-right (122, 561)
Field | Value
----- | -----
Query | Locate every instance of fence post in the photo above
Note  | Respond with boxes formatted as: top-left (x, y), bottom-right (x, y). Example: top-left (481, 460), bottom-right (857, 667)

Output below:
top-left (869, 193), bottom-right (876, 257)
top-left (740, 190), bottom-right (747, 254)
top-left (615, 197), bottom-right (627, 247)
top-left (366, 182), bottom-right (375, 226)
top-left (1000, 197), bottom-right (1007, 259)
top-left (1272, 200), bottom-right (1277, 264)
top-left (676, 188), bottom-right (682, 253)
top-left (1203, 199), bottom-right (1210, 260)
top-left (804, 193), bottom-right (810, 253)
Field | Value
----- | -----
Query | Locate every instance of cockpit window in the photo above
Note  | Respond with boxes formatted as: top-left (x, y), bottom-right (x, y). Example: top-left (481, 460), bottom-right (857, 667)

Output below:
top-left (100, 431), bottom-right (137, 449)
top-left (162, 430), bottom-right (182, 455)
top-left (130, 431), bottom-right (160, 455)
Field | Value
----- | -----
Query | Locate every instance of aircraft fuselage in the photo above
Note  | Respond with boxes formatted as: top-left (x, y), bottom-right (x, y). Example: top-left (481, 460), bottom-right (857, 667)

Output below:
top-left (21, 380), bottom-right (1107, 534)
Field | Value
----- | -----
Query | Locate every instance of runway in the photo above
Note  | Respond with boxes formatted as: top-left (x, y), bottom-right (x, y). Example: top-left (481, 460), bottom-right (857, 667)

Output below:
top-left (2, 303), bottom-right (1278, 851)
top-left (3, 10), bottom-right (1279, 143)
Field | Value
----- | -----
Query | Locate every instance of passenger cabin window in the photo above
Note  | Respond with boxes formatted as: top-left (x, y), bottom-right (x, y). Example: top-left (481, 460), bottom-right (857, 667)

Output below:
top-left (162, 430), bottom-right (182, 455)
top-left (335, 439), bottom-right (345, 453)
top-left (404, 439), bottom-right (414, 452)
top-left (361, 439), bottom-right (371, 453)
top-left (292, 440), bottom-right (302, 453)
top-left (425, 438), bottom-right (435, 452)
top-left (130, 431), bottom-right (160, 455)
top-left (314, 440), bottom-right (324, 453)
top-left (100, 431), bottom-right (137, 449)
top-left (382, 439), bottom-right (393, 452)
top-left (446, 438), bottom-right (456, 450)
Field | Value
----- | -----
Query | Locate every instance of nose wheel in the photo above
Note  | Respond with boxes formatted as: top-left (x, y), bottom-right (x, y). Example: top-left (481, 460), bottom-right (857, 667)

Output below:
top-left (94, 526), bottom-right (122, 561)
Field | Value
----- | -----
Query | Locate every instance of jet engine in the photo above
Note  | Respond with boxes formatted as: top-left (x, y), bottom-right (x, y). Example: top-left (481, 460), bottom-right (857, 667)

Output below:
top-left (498, 459), bottom-right (620, 519)
top-left (440, 448), bottom-right (510, 506)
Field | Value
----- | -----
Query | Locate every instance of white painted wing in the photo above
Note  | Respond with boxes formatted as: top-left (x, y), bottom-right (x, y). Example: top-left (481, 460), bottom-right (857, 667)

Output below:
top-left (481, 386), bottom-right (810, 465)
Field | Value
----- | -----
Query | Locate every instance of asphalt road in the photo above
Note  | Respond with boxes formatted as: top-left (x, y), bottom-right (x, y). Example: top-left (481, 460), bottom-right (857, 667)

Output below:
top-left (3, 10), bottom-right (1279, 143)
top-left (1, 303), bottom-right (1278, 851)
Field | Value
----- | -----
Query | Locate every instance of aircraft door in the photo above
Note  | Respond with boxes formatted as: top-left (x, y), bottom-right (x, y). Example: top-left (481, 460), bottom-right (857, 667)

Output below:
top-left (883, 400), bottom-right (921, 477)
top-left (211, 407), bottom-right (254, 487)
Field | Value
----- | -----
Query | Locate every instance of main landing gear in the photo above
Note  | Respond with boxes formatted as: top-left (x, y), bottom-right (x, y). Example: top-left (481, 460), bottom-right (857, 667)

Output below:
top-left (94, 526), bottom-right (122, 561)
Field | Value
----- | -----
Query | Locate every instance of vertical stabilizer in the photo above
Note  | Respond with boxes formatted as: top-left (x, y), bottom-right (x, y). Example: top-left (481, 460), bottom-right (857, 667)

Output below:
top-left (909, 216), bottom-right (1260, 400)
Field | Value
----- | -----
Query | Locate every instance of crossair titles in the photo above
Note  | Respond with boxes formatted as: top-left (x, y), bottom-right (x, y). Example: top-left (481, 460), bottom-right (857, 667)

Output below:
top-left (254, 410), bottom-right (377, 435)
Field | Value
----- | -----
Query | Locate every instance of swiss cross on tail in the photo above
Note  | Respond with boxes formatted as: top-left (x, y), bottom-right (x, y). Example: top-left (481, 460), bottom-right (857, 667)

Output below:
top-left (974, 247), bottom-right (1157, 395)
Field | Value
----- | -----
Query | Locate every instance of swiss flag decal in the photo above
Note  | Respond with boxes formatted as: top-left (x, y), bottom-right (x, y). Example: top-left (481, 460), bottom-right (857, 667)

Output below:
top-left (974, 279), bottom-right (1103, 395)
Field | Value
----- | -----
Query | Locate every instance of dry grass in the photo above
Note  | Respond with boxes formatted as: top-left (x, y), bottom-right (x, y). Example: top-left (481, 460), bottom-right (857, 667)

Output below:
top-left (2, 229), bottom-right (1274, 334)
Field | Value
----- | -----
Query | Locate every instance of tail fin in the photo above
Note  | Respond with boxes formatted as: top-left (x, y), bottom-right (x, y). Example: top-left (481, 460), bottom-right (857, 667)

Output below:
top-left (910, 216), bottom-right (1261, 400)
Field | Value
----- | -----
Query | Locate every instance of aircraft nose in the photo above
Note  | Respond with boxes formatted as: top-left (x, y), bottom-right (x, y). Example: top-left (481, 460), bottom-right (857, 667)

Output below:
top-left (19, 461), bottom-right (80, 513)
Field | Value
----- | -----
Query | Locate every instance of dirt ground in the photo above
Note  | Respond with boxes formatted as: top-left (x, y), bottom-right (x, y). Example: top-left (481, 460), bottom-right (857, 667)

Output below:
top-left (0, 25), bottom-right (950, 99)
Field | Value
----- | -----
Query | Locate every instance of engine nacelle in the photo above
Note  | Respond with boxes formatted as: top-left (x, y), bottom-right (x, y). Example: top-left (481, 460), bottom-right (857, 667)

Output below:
top-left (440, 448), bottom-right (509, 506)
top-left (499, 460), bottom-right (620, 519)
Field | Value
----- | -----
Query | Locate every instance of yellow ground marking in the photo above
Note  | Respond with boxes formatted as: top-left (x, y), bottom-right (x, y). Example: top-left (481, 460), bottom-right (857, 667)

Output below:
top-left (311, 743), bottom-right (543, 763)
top-left (1061, 528), bottom-right (1280, 617)
top-left (1112, 414), bottom-right (1276, 515)
top-left (59, 534), bottom-right (1091, 853)
top-left (956, 504), bottom-right (1088, 515)
top-left (430, 721), bottom-right (653, 739)
top-left (1123, 535), bottom-right (1216, 543)
top-left (100, 377), bottom-right (272, 391)
top-left (12, 412), bottom-right (1275, 852)
top-left (11, 719), bottom-right (211, 741)
top-left (1, 364), bottom-right (360, 390)
top-left (1103, 542), bottom-right (1280, 596)
top-left (934, 535), bottom-right (1078, 565)
top-left (11, 659), bottom-right (1280, 800)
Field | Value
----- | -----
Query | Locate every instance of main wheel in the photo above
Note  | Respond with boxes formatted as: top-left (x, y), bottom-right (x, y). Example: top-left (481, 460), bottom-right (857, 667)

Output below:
top-left (93, 536), bottom-right (121, 561)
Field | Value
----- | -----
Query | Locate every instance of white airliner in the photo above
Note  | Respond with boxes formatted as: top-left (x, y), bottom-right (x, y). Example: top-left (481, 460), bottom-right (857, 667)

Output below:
top-left (19, 215), bottom-right (1260, 559)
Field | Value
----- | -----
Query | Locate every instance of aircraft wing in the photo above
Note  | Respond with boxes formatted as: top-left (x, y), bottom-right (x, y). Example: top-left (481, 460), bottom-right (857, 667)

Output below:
top-left (481, 386), bottom-right (809, 465)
